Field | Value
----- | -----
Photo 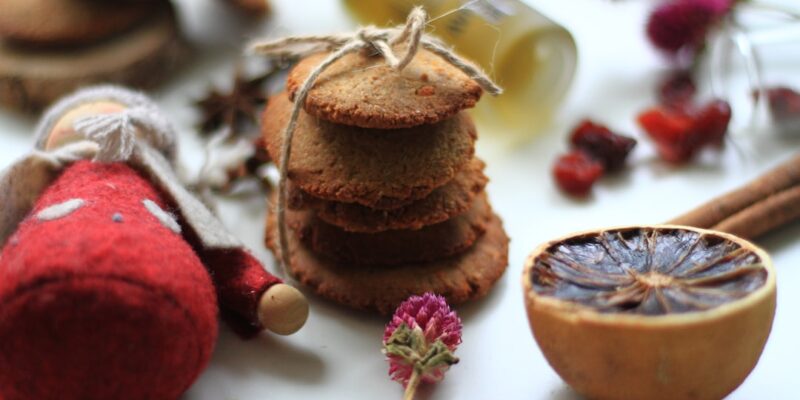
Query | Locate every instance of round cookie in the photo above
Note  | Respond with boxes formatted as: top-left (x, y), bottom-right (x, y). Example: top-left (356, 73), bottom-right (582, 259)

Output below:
top-left (262, 91), bottom-right (476, 207)
top-left (286, 48), bottom-right (483, 129)
top-left (290, 158), bottom-right (488, 233)
top-left (0, 3), bottom-right (184, 112)
top-left (266, 201), bottom-right (509, 314)
top-left (292, 192), bottom-right (491, 266)
top-left (0, 0), bottom-right (161, 46)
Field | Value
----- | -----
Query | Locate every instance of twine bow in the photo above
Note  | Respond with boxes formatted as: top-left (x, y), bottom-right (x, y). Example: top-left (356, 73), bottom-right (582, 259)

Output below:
top-left (248, 7), bottom-right (502, 274)
top-left (72, 107), bottom-right (174, 163)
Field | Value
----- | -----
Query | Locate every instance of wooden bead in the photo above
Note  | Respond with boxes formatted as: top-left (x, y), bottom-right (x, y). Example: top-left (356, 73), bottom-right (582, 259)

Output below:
top-left (258, 283), bottom-right (309, 335)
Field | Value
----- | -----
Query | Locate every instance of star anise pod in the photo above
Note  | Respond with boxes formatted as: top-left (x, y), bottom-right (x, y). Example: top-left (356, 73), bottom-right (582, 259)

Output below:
top-left (222, 137), bottom-right (273, 193)
top-left (195, 68), bottom-right (274, 138)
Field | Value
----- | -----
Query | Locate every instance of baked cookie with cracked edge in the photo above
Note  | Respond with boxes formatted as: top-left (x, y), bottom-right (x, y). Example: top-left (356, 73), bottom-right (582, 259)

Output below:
top-left (293, 192), bottom-right (491, 266)
top-left (290, 158), bottom-right (488, 233)
top-left (266, 198), bottom-right (508, 314)
top-left (0, 2), bottom-right (184, 112)
top-left (262, 91), bottom-right (476, 207)
top-left (286, 48), bottom-right (483, 129)
top-left (0, 0), bottom-right (162, 46)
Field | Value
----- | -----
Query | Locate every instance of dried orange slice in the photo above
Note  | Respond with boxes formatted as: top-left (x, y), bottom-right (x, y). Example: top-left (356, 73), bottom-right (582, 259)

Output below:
top-left (522, 225), bottom-right (776, 400)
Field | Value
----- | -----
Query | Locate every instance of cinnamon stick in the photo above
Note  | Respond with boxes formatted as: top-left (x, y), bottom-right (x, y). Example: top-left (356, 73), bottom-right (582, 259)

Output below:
top-left (669, 154), bottom-right (800, 229)
top-left (710, 185), bottom-right (800, 240)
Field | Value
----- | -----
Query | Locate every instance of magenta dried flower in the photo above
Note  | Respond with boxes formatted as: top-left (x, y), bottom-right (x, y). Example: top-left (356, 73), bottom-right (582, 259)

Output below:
top-left (382, 293), bottom-right (462, 400)
top-left (646, 0), bottom-right (732, 55)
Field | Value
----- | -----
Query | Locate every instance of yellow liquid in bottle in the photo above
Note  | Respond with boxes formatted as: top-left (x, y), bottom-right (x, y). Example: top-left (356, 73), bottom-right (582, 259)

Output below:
top-left (343, 0), bottom-right (577, 145)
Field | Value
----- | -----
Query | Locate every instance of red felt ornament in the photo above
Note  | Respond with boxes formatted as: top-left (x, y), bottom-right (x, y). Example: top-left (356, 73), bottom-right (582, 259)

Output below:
top-left (0, 86), bottom-right (309, 400)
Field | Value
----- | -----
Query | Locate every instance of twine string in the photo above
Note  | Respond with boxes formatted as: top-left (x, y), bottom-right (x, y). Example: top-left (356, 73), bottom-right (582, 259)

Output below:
top-left (30, 141), bottom-right (101, 169)
top-left (72, 107), bottom-right (173, 163)
top-left (248, 7), bottom-right (502, 275)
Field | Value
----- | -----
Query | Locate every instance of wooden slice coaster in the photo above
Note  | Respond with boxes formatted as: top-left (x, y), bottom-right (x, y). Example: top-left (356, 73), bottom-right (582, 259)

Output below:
top-left (0, 4), bottom-right (186, 112)
top-left (0, 0), bottom-right (162, 46)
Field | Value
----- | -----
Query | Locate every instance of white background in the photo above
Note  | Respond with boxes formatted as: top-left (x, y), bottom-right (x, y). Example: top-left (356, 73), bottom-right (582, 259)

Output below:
top-left (1, 0), bottom-right (798, 399)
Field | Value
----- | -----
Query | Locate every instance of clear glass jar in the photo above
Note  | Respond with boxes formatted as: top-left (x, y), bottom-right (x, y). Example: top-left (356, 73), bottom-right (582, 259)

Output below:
top-left (704, 1), bottom-right (800, 136)
top-left (343, 0), bottom-right (577, 144)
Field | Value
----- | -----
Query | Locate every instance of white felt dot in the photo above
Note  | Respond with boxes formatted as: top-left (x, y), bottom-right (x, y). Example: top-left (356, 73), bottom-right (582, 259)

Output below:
top-left (142, 199), bottom-right (181, 234)
top-left (36, 199), bottom-right (85, 221)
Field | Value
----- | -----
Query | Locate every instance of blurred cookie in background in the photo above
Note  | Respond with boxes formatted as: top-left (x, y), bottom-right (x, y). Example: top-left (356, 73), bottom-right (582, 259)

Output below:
top-left (0, 0), bottom-right (185, 112)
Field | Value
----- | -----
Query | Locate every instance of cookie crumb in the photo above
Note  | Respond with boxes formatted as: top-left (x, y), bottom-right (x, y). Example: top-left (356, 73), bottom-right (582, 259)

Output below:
top-left (416, 86), bottom-right (435, 96)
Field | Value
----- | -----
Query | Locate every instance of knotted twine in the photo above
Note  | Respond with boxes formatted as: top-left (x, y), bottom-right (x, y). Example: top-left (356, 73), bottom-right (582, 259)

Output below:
top-left (32, 85), bottom-right (177, 163)
top-left (71, 108), bottom-right (174, 163)
top-left (248, 7), bottom-right (502, 275)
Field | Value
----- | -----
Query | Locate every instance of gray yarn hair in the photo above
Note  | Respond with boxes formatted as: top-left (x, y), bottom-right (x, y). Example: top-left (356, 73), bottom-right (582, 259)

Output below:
top-left (33, 85), bottom-right (177, 163)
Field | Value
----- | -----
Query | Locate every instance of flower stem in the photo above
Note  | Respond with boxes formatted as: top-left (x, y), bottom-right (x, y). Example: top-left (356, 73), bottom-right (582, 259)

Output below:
top-left (741, 1), bottom-right (800, 21)
top-left (403, 370), bottom-right (422, 400)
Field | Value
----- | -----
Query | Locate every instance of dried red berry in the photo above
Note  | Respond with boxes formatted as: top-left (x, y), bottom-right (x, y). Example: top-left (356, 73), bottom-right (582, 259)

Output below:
top-left (694, 99), bottom-right (731, 147)
top-left (763, 86), bottom-right (800, 128)
top-left (553, 151), bottom-right (605, 197)
top-left (569, 120), bottom-right (637, 171)
top-left (637, 99), bottom-right (731, 163)
top-left (638, 107), bottom-right (699, 163)
top-left (658, 71), bottom-right (696, 111)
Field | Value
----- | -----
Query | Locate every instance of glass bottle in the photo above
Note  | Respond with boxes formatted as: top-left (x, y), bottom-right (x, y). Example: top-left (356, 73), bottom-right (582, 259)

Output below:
top-left (343, 0), bottom-right (578, 144)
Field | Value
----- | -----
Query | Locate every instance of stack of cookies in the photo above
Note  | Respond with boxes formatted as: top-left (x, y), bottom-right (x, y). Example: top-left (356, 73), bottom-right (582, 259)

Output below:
top-left (0, 0), bottom-right (184, 111)
top-left (263, 49), bottom-right (509, 313)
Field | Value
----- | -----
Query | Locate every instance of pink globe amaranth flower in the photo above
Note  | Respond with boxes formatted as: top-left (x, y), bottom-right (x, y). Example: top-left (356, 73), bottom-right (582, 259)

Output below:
top-left (383, 293), bottom-right (462, 385)
top-left (646, 0), bottom-right (733, 54)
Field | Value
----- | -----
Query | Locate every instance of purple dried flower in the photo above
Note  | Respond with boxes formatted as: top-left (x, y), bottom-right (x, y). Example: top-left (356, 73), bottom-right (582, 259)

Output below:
top-left (646, 0), bottom-right (732, 55)
top-left (382, 293), bottom-right (462, 399)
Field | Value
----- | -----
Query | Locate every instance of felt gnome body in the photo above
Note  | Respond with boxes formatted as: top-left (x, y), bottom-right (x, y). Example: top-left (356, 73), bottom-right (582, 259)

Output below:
top-left (0, 86), bottom-right (308, 400)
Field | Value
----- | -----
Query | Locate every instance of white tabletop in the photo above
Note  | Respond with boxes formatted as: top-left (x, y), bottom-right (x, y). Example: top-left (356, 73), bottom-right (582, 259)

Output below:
top-left (1, 1), bottom-right (798, 399)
